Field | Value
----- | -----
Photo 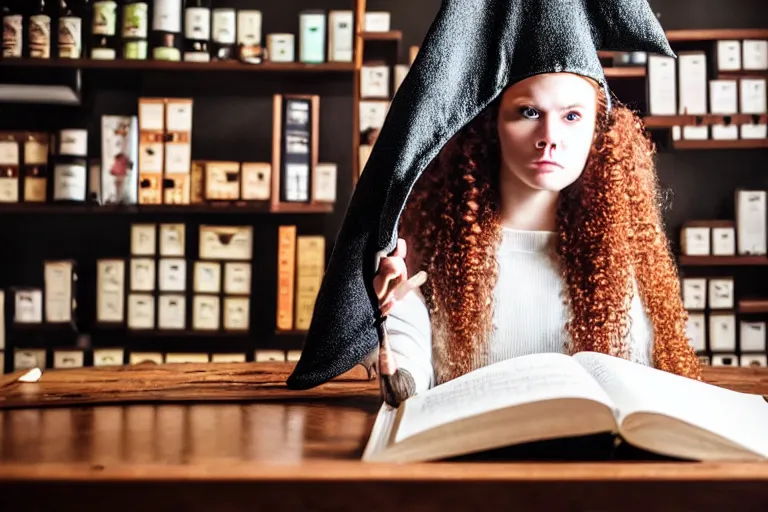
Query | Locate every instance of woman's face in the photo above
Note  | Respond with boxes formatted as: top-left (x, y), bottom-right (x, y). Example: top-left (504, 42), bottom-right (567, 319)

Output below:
top-left (497, 73), bottom-right (598, 192)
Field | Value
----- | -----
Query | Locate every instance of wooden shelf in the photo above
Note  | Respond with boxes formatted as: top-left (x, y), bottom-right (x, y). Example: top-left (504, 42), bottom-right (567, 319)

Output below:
top-left (0, 202), bottom-right (333, 214)
top-left (665, 29), bottom-right (768, 41)
top-left (275, 329), bottom-right (308, 336)
top-left (679, 255), bottom-right (768, 266)
top-left (673, 139), bottom-right (768, 150)
top-left (127, 330), bottom-right (250, 338)
top-left (361, 30), bottom-right (403, 41)
top-left (603, 67), bottom-right (646, 78)
top-left (644, 114), bottom-right (768, 128)
top-left (0, 58), bottom-right (356, 73)
top-left (718, 71), bottom-right (768, 81)
top-left (270, 202), bottom-right (333, 214)
top-left (738, 300), bottom-right (768, 314)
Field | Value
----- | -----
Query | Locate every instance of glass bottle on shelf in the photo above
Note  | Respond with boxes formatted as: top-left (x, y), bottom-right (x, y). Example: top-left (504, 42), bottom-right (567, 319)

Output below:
top-left (211, 1), bottom-right (235, 61)
top-left (151, 0), bottom-right (181, 61)
top-left (90, 0), bottom-right (117, 59)
top-left (121, 0), bottom-right (148, 59)
top-left (183, 0), bottom-right (211, 62)
top-left (2, 0), bottom-right (24, 58)
top-left (29, 0), bottom-right (52, 59)
top-left (58, 0), bottom-right (83, 59)
top-left (53, 128), bottom-right (89, 203)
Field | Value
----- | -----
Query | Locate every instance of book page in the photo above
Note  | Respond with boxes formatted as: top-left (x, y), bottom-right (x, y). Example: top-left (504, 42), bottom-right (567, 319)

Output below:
top-left (574, 351), bottom-right (768, 457)
top-left (394, 353), bottom-right (617, 443)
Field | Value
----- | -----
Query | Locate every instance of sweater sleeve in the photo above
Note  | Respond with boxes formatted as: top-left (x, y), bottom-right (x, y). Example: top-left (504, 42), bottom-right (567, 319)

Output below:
top-left (384, 288), bottom-right (435, 393)
top-left (628, 279), bottom-right (654, 366)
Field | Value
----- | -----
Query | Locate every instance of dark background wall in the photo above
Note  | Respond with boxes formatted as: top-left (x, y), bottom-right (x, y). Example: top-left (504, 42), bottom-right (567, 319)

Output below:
top-left (0, 0), bottom-right (766, 369)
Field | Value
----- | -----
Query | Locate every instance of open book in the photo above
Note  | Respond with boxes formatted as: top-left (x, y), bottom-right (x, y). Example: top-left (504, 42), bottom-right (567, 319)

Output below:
top-left (362, 351), bottom-right (768, 463)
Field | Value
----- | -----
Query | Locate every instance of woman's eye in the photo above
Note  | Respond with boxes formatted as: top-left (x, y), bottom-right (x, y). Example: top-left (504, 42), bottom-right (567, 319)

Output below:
top-left (565, 111), bottom-right (581, 122)
top-left (519, 107), bottom-right (539, 119)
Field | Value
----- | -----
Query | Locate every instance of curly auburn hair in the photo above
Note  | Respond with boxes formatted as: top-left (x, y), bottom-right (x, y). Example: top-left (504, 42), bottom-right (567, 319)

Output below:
top-left (398, 85), bottom-right (702, 385)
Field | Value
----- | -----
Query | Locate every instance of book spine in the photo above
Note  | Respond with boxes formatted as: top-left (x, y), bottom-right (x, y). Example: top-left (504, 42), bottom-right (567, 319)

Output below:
top-left (276, 225), bottom-right (297, 330)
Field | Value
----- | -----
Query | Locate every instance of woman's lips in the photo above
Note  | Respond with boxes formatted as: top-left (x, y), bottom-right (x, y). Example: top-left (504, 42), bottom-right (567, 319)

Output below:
top-left (530, 160), bottom-right (563, 172)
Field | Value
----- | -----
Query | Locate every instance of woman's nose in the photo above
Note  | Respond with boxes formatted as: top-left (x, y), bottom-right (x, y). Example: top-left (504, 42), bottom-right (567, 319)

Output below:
top-left (535, 118), bottom-right (560, 151)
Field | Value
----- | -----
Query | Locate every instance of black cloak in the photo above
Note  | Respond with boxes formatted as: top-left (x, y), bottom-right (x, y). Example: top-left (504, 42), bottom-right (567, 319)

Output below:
top-left (286, 0), bottom-right (675, 390)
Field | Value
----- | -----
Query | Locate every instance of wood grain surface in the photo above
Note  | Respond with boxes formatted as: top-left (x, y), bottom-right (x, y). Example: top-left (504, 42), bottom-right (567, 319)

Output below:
top-left (1, 361), bottom-right (765, 409)
top-left (0, 363), bottom-right (767, 511)
top-left (0, 362), bottom-right (377, 409)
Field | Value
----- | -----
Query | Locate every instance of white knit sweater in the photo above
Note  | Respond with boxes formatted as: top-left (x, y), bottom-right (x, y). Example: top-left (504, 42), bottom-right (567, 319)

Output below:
top-left (386, 228), bottom-right (655, 393)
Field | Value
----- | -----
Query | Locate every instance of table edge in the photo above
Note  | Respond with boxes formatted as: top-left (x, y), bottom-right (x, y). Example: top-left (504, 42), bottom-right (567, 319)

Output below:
top-left (1, 461), bottom-right (768, 482)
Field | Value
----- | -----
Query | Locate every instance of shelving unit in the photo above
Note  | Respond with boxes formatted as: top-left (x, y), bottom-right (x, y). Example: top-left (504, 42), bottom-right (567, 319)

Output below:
top-left (0, 202), bottom-right (333, 215)
top-left (738, 300), bottom-right (768, 314)
top-left (352, 0), bottom-right (405, 186)
top-left (665, 29), bottom-right (768, 41)
top-left (679, 256), bottom-right (768, 266)
top-left (0, 58), bottom-right (356, 73)
top-left (0, 0), bottom-right (370, 373)
top-left (643, 114), bottom-right (768, 128)
top-left (673, 139), bottom-right (768, 150)
top-left (360, 30), bottom-right (403, 42)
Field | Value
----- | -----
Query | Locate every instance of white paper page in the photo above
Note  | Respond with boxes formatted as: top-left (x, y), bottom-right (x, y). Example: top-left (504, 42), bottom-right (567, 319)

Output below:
top-left (574, 351), bottom-right (768, 457)
top-left (394, 353), bottom-right (616, 443)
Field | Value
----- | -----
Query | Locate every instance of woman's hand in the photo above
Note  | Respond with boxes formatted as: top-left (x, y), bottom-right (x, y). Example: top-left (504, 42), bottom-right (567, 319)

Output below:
top-left (373, 238), bottom-right (410, 316)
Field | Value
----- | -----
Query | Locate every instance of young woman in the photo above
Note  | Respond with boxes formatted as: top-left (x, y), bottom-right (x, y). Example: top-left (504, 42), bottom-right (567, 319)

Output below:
top-left (373, 72), bottom-right (702, 405)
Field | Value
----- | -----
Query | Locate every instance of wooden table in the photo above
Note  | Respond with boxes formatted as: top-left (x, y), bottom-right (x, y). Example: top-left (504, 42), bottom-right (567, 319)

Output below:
top-left (1, 362), bottom-right (768, 511)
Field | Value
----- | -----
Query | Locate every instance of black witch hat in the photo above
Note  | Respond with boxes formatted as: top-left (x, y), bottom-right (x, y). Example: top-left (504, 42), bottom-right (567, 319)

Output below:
top-left (286, 0), bottom-right (674, 390)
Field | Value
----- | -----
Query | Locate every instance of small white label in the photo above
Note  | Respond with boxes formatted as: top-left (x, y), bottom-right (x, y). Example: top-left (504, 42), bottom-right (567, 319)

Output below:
top-left (740, 322), bottom-right (766, 352)
top-left (712, 227), bottom-right (736, 256)
top-left (158, 258), bottom-right (186, 292)
top-left (24, 139), bottom-right (48, 165)
top-left (224, 262), bottom-right (251, 294)
top-left (237, 10), bottom-right (261, 46)
top-left (743, 40), bottom-right (768, 71)
top-left (685, 313), bottom-right (706, 352)
top-left (212, 9), bottom-right (236, 44)
top-left (54, 163), bottom-right (87, 201)
top-left (44, 261), bottom-right (73, 323)
top-left (131, 224), bottom-right (156, 255)
top-left (709, 315), bottom-right (736, 351)
top-left (122, 2), bottom-right (149, 38)
top-left (165, 101), bottom-right (193, 132)
top-left (139, 102), bottom-right (165, 130)
top-left (716, 40), bottom-right (741, 71)
top-left (97, 259), bottom-right (125, 323)
top-left (708, 279), bottom-right (734, 310)
top-left (159, 223), bottom-right (185, 256)
top-left (224, 297), bottom-right (249, 330)
top-left (127, 293), bottom-right (155, 329)
top-left (0, 140), bottom-right (19, 165)
top-left (164, 143), bottom-right (191, 174)
top-left (740, 78), bottom-right (767, 114)
top-left (313, 163), bottom-right (337, 202)
top-left (158, 294), bottom-right (186, 330)
top-left (682, 278), bottom-right (706, 310)
top-left (2, 14), bottom-right (22, 57)
top-left (58, 16), bottom-right (82, 58)
top-left (193, 295), bottom-right (220, 330)
top-left (0, 177), bottom-right (19, 203)
top-left (130, 257), bottom-right (156, 291)
top-left (91, 47), bottom-right (117, 60)
top-left (682, 227), bottom-right (710, 256)
top-left (92, 1), bottom-right (117, 36)
top-left (194, 261), bottom-right (221, 294)
top-left (29, 15), bottom-right (51, 58)
top-left (15, 289), bottom-right (43, 323)
top-left (152, 0), bottom-right (182, 33)
top-left (59, 129), bottom-right (88, 156)
top-left (185, 7), bottom-right (210, 40)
